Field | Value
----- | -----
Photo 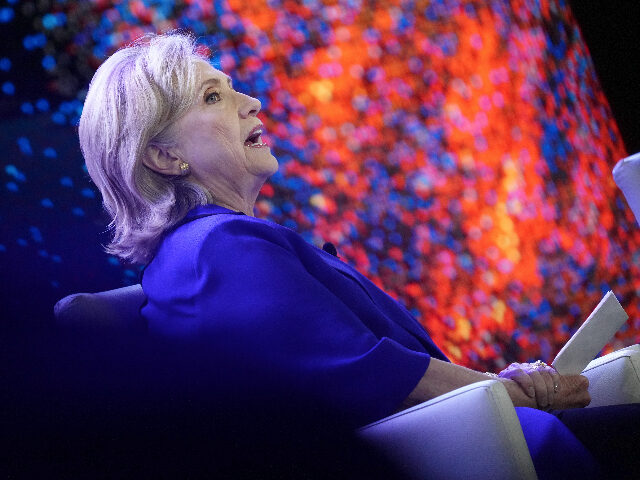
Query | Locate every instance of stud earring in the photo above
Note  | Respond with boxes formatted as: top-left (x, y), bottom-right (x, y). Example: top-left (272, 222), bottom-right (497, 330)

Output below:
top-left (179, 162), bottom-right (190, 176)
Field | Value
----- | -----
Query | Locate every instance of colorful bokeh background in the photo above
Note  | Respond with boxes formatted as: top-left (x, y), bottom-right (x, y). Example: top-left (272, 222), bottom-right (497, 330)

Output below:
top-left (1, 0), bottom-right (639, 371)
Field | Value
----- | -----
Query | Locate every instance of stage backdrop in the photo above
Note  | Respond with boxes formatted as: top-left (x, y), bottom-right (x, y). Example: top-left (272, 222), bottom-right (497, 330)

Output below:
top-left (1, 0), bottom-right (638, 371)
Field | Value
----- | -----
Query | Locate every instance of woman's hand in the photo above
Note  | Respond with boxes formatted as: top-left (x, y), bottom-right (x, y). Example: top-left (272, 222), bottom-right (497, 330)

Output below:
top-left (498, 361), bottom-right (590, 410)
top-left (551, 374), bottom-right (591, 409)
top-left (403, 358), bottom-right (590, 413)
top-left (498, 361), bottom-right (558, 409)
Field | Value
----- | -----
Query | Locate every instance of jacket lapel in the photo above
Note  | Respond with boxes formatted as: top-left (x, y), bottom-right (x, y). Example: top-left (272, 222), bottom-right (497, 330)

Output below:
top-left (317, 249), bottom-right (430, 342)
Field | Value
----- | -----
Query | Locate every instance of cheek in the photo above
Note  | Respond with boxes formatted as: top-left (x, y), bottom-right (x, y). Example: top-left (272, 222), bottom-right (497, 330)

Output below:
top-left (175, 110), bottom-right (243, 166)
top-left (211, 123), bottom-right (237, 143)
top-left (190, 124), bottom-right (237, 157)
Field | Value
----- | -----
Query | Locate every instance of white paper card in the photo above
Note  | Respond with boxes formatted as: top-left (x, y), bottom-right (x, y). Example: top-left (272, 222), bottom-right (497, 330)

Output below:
top-left (552, 291), bottom-right (628, 375)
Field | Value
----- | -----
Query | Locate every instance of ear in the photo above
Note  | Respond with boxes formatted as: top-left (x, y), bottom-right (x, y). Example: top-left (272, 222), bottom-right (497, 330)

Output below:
top-left (142, 145), bottom-right (183, 176)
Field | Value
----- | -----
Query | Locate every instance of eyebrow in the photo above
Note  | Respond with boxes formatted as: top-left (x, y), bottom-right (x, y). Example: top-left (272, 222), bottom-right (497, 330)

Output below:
top-left (199, 76), bottom-right (233, 91)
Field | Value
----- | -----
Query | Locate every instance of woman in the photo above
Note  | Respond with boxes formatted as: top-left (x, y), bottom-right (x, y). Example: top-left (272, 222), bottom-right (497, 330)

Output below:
top-left (79, 31), bottom-right (635, 478)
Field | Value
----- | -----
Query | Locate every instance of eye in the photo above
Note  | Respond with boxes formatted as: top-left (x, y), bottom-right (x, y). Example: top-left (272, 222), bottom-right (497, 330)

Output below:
top-left (205, 91), bottom-right (221, 104)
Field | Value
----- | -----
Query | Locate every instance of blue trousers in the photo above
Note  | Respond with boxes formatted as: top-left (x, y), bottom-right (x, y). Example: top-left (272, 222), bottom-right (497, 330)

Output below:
top-left (516, 404), bottom-right (640, 480)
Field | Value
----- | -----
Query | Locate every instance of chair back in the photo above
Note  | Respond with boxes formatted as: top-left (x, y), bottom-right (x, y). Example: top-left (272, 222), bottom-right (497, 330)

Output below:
top-left (582, 344), bottom-right (640, 407)
top-left (54, 284), bottom-right (145, 331)
top-left (613, 152), bottom-right (640, 226)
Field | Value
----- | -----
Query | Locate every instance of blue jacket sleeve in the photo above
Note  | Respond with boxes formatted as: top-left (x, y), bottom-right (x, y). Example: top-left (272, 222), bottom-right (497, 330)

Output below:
top-left (184, 217), bottom-right (431, 425)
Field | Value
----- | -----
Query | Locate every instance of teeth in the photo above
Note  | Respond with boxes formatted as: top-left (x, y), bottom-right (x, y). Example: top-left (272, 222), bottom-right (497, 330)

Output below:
top-left (245, 130), bottom-right (262, 141)
top-left (244, 128), bottom-right (267, 147)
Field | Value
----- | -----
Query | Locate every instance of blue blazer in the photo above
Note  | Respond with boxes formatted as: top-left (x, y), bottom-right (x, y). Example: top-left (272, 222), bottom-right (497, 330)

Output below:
top-left (142, 204), bottom-right (449, 425)
top-left (141, 205), bottom-right (604, 473)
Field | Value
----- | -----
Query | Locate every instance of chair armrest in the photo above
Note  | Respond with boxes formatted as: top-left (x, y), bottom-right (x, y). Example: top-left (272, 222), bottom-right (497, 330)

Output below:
top-left (581, 344), bottom-right (640, 407)
top-left (54, 284), bottom-right (145, 331)
top-left (613, 152), bottom-right (640, 226)
top-left (357, 380), bottom-right (537, 480)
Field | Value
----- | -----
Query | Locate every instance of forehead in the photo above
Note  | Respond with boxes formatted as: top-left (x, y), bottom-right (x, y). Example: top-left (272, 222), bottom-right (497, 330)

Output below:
top-left (195, 61), bottom-right (232, 88)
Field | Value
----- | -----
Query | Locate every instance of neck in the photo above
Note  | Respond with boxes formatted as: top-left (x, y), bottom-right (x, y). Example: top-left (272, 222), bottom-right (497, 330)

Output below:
top-left (214, 198), bottom-right (255, 216)
top-left (203, 178), bottom-right (264, 217)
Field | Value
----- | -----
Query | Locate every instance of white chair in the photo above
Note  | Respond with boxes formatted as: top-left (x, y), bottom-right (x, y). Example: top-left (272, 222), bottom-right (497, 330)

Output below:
top-left (54, 286), bottom-right (640, 480)
top-left (53, 287), bottom-right (537, 478)
top-left (358, 379), bottom-right (537, 480)
top-left (582, 344), bottom-right (640, 407)
top-left (54, 284), bottom-right (145, 331)
top-left (359, 346), bottom-right (640, 480)
top-left (613, 151), bottom-right (640, 225)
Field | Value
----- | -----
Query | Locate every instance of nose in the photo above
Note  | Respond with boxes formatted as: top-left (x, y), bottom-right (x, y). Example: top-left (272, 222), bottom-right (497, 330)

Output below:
top-left (238, 92), bottom-right (261, 118)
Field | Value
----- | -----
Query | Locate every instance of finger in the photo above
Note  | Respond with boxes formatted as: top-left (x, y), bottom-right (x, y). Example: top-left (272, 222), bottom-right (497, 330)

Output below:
top-left (498, 364), bottom-right (524, 379)
top-left (555, 375), bottom-right (590, 409)
top-left (529, 370), bottom-right (549, 408)
top-left (501, 363), bottom-right (521, 375)
top-left (574, 375), bottom-right (591, 407)
top-left (579, 374), bottom-right (589, 390)
top-left (539, 369), bottom-right (556, 406)
top-left (510, 370), bottom-right (535, 398)
top-left (549, 369), bottom-right (560, 395)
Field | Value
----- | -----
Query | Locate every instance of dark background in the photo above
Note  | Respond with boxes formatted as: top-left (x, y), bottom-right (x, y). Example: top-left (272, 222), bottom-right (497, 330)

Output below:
top-left (568, 0), bottom-right (640, 154)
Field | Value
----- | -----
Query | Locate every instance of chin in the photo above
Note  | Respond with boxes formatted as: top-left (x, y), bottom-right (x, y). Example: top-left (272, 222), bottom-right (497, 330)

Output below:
top-left (249, 151), bottom-right (279, 178)
top-left (265, 153), bottom-right (279, 176)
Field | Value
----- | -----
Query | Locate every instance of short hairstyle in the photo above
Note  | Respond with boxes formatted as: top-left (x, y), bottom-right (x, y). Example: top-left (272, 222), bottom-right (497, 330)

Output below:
top-left (78, 31), bottom-right (213, 264)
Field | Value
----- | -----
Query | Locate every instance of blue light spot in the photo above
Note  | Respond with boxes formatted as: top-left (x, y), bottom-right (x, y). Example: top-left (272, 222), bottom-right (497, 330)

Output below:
top-left (51, 254), bottom-right (61, 263)
top-left (17, 238), bottom-right (27, 246)
top-left (0, 7), bottom-right (14, 23)
top-left (51, 112), bottom-right (65, 124)
top-left (6, 182), bottom-right (18, 192)
top-left (23, 33), bottom-right (46, 50)
top-left (124, 269), bottom-right (136, 278)
top-left (51, 280), bottom-right (59, 288)
top-left (60, 176), bottom-right (73, 187)
top-left (43, 147), bottom-right (57, 158)
top-left (29, 226), bottom-right (43, 243)
top-left (71, 207), bottom-right (85, 216)
top-left (42, 55), bottom-right (55, 70)
top-left (81, 188), bottom-right (95, 198)
top-left (2, 81), bottom-right (15, 95)
top-left (60, 101), bottom-right (74, 114)
top-left (17, 137), bottom-right (32, 155)
top-left (21, 102), bottom-right (34, 114)
top-left (0, 244), bottom-right (6, 252)
top-left (41, 198), bottom-right (54, 208)
top-left (5, 165), bottom-right (26, 181)
top-left (38, 249), bottom-right (48, 258)
top-left (35, 98), bottom-right (49, 111)
top-left (0, 57), bottom-right (11, 71)
top-left (42, 13), bottom-right (62, 29)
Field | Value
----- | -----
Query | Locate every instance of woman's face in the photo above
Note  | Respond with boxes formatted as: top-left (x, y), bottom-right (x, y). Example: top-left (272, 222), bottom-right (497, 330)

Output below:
top-left (172, 61), bottom-right (278, 199)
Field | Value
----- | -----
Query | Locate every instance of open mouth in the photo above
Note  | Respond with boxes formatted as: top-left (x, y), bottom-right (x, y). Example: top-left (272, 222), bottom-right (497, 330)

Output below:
top-left (244, 127), bottom-right (268, 148)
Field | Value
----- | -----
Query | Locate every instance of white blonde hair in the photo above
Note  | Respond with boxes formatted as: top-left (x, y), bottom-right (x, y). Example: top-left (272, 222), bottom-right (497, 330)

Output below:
top-left (78, 31), bottom-right (213, 264)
